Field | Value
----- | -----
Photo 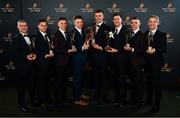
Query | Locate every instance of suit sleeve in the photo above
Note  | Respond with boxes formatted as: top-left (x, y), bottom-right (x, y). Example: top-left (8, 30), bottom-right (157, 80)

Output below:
top-left (154, 32), bottom-right (167, 54)
top-left (53, 34), bottom-right (68, 55)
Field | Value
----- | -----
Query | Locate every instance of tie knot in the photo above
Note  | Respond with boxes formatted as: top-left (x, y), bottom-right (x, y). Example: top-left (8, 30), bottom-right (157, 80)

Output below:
top-left (96, 25), bottom-right (100, 27)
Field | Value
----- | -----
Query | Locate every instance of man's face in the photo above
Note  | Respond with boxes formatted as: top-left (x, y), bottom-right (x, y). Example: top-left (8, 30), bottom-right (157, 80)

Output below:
top-left (95, 12), bottom-right (104, 23)
top-left (113, 15), bottom-right (122, 27)
top-left (148, 18), bottom-right (158, 30)
top-left (58, 20), bottom-right (67, 31)
top-left (74, 19), bottom-right (84, 29)
top-left (17, 22), bottom-right (28, 33)
top-left (38, 22), bottom-right (48, 33)
top-left (130, 19), bottom-right (140, 30)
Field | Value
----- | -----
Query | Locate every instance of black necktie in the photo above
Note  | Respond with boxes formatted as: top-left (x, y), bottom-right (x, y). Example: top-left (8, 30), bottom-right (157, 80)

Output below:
top-left (115, 29), bottom-right (118, 35)
top-left (64, 32), bottom-right (68, 40)
top-left (131, 31), bottom-right (135, 37)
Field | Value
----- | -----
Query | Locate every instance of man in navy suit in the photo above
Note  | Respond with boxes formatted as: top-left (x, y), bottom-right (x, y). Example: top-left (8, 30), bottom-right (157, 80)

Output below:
top-left (53, 17), bottom-right (76, 106)
top-left (144, 15), bottom-right (167, 113)
top-left (71, 15), bottom-right (90, 106)
top-left (35, 19), bottom-right (54, 109)
top-left (12, 20), bottom-right (36, 112)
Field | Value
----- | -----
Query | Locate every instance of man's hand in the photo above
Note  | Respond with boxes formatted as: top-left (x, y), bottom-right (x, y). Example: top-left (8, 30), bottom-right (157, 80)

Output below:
top-left (124, 45), bottom-right (133, 51)
top-left (68, 47), bottom-right (77, 53)
top-left (92, 43), bottom-right (102, 51)
top-left (82, 42), bottom-right (90, 50)
top-left (106, 47), bottom-right (118, 53)
top-left (146, 48), bottom-right (156, 54)
top-left (45, 53), bottom-right (54, 59)
top-left (27, 53), bottom-right (36, 61)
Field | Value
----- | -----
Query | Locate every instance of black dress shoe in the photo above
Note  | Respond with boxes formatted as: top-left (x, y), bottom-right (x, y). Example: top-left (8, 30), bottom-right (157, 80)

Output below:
top-left (40, 104), bottom-right (47, 110)
top-left (148, 105), bottom-right (160, 113)
top-left (19, 106), bottom-right (28, 112)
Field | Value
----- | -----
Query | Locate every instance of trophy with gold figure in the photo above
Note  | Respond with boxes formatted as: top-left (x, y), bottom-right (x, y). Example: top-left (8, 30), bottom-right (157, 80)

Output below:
top-left (105, 30), bottom-right (114, 51)
top-left (147, 31), bottom-right (154, 52)
top-left (125, 27), bottom-right (132, 48)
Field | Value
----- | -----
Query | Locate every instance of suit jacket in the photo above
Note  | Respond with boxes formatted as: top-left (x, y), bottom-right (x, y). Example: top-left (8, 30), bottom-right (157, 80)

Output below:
top-left (144, 29), bottom-right (167, 66)
top-left (92, 22), bottom-right (111, 66)
top-left (71, 28), bottom-right (87, 65)
top-left (12, 33), bottom-right (35, 67)
top-left (110, 25), bottom-right (127, 55)
top-left (127, 30), bottom-right (146, 65)
top-left (34, 31), bottom-right (51, 62)
top-left (53, 30), bottom-right (71, 65)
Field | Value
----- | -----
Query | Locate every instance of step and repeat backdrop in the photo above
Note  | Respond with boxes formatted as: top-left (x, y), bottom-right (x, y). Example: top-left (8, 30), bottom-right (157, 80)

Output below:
top-left (0, 0), bottom-right (179, 89)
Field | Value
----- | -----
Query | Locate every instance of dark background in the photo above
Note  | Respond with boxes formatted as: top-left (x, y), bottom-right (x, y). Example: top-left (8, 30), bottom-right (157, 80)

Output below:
top-left (0, 0), bottom-right (180, 90)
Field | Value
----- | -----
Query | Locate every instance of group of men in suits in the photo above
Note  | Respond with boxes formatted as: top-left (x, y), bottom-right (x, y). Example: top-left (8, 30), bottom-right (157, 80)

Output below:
top-left (12, 9), bottom-right (167, 113)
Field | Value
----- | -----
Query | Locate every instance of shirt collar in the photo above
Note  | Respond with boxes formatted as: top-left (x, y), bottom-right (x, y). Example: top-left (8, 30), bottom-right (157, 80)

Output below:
top-left (40, 31), bottom-right (47, 37)
top-left (96, 21), bottom-right (103, 27)
top-left (149, 28), bottom-right (157, 35)
top-left (133, 28), bottom-right (140, 34)
top-left (59, 28), bottom-right (66, 34)
top-left (75, 27), bottom-right (82, 33)
top-left (20, 32), bottom-right (28, 37)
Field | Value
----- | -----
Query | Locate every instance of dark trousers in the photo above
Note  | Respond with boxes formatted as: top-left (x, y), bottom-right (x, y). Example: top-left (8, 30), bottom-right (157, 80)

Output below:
top-left (16, 64), bottom-right (35, 107)
top-left (130, 64), bottom-right (144, 105)
top-left (54, 65), bottom-right (67, 104)
top-left (111, 54), bottom-right (127, 103)
top-left (93, 63), bottom-right (108, 101)
top-left (36, 61), bottom-right (50, 104)
top-left (144, 62), bottom-right (162, 106)
top-left (73, 62), bottom-right (85, 101)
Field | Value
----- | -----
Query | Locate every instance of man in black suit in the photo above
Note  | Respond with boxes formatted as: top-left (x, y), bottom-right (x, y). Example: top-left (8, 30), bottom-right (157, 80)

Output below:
top-left (123, 17), bottom-right (145, 111)
top-left (91, 9), bottom-right (111, 104)
top-left (53, 17), bottom-right (76, 106)
top-left (105, 14), bottom-right (127, 107)
top-left (35, 19), bottom-right (54, 109)
top-left (71, 15), bottom-right (90, 106)
top-left (144, 15), bottom-right (167, 113)
top-left (12, 20), bottom-right (36, 112)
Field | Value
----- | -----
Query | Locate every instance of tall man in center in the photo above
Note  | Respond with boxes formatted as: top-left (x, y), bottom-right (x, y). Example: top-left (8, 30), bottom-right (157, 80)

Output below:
top-left (91, 9), bottom-right (111, 104)
top-left (71, 15), bottom-right (90, 106)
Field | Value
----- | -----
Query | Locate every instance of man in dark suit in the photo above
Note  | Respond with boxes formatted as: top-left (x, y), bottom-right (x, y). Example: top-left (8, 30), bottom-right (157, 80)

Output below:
top-left (144, 15), bottom-right (167, 113)
top-left (12, 20), bottom-right (36, 112)
top-left (105, 14), bottom-right (127, 107)
top-left (71, 15), bottom-right (90, 106)
top-left (53, 17), bottom-right (76, 106)
top-left (34, 19), bottom-right (54, 109)
top-left (91, 9), bottom-right (111, 104)
top-left (123, 17), bottom-right (145, 111)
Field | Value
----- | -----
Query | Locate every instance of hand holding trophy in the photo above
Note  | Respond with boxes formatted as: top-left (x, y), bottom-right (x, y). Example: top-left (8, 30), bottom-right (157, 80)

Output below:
top-left (27, 39), bottom-right (36, 61)
top-left (124, 28), bottom-right (133, 51)
top-left (68, 31), bottom-right (77, 53)
top-left (105, 31), bottom-right (114, 51)
top-left (146, 31), bottom-right (155, 54)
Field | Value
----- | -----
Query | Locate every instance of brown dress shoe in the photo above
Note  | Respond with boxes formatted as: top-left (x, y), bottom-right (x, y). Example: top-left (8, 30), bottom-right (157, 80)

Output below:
top-left (74, 100), bottom-right (89, 106)
top-left (80, 94), bottom-right (90, 100)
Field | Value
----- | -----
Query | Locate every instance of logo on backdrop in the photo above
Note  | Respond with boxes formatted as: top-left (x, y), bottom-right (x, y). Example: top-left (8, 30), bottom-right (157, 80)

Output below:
top-left (107, 3), bottom-right (121, 13)
top-left (28, 3), bottom-right (41, 12)
top-left (80, 3), bottom-right (94, 13)
top-left (3, 32), bottom-right (12, 42)
top-left (162, 3), bottom-right (176, 13)
top-left (134, 3), bottom-right (148, 12)
top-left (54, 3), bottom-right (68, 12)
top-left (162, 62), bottom-right (173, 72)
top-left (1, 3), bottom-right (14, 12)
top-left (166, 33), bottom-right (175, 43)
top-left (46, 16), bottom-right (55, 25)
